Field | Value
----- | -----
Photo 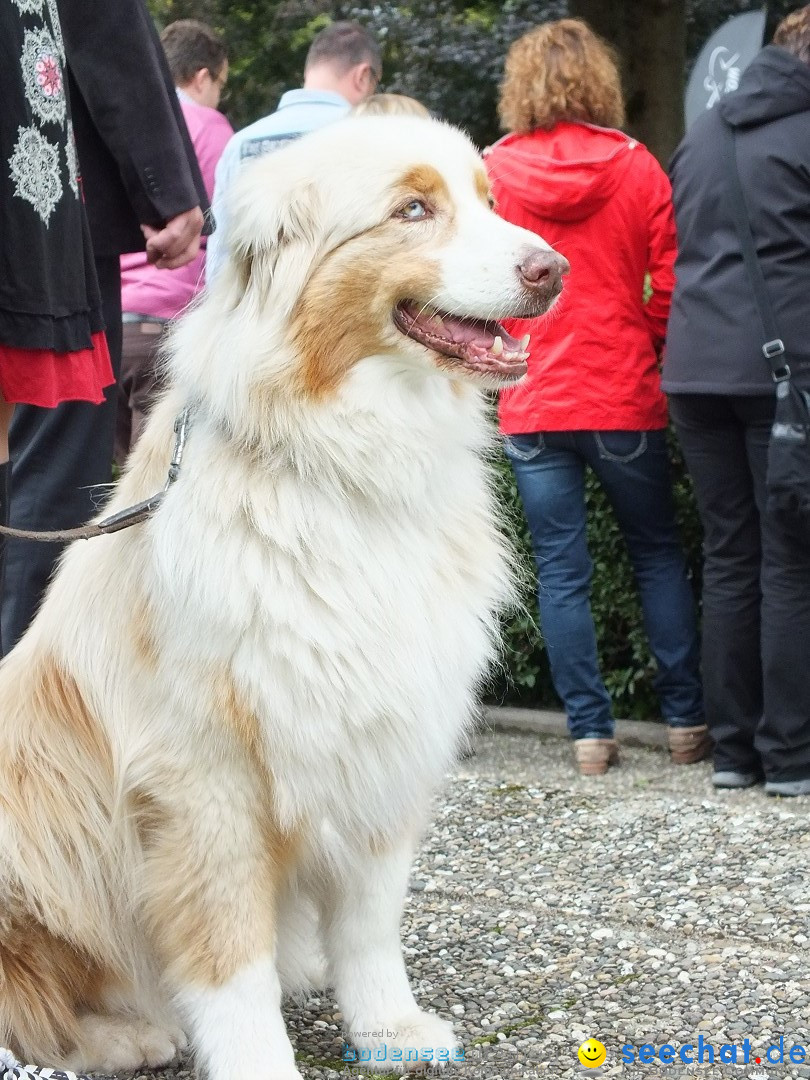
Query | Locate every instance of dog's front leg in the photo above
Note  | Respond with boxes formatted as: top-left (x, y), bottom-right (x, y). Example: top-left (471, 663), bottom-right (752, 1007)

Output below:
top-left (318, 839), bottom-right (462, 1072)
top-left (142, 781), bottom-right (302, 1080)
top-left (178, 956), bottom-right (300, 1080)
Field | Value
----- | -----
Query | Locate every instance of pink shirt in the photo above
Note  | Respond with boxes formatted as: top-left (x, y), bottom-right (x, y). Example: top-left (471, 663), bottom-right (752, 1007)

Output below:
top-left (120, 97), bottom-right (233, 320)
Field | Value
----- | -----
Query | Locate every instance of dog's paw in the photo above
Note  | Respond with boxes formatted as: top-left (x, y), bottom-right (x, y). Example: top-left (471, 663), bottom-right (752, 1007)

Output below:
top-left (350, 1011), bottom-right (461, 1073)
top-left (66, 1014), bottom-right (186, 1072)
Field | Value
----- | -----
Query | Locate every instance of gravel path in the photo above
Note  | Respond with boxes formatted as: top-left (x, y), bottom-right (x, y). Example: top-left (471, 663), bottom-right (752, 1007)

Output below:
top-left (146, 730), bottom-right (810, 1080)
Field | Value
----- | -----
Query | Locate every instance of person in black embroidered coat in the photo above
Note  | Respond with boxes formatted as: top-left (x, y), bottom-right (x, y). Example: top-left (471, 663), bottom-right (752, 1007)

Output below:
top-left (2, 0), bottom-right (210, 654)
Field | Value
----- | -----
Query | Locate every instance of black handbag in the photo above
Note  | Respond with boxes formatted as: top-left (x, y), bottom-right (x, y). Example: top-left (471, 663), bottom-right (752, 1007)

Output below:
top-left (722, 120), bottom-right (810, 532)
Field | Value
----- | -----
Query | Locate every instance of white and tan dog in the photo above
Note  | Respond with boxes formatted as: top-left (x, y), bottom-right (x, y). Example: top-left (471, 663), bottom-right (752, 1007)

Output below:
top-left (0, 116), bottom-right (566, 1079)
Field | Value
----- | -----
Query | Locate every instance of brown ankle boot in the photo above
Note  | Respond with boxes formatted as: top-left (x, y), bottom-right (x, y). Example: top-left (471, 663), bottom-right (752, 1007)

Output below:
top-left (574, 737), bottom-right (619, 776)
top-left (668, 724), bottom-right (712, 765)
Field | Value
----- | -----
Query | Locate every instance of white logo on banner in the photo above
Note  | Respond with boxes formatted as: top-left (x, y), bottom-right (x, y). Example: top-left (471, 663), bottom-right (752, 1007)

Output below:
top-left (703, 46), bottom-right (742, 109)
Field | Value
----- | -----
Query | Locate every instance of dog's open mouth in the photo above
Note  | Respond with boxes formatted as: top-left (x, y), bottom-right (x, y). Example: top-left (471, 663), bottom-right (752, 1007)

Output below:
top-left (393, 301), bottom-right (530, 378)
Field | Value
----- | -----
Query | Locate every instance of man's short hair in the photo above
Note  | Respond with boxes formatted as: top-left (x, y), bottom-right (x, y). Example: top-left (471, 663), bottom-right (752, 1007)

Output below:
top-left (304, 21), bottom-right (381, 80)
top-left (773, 5), bottom-right (810, 64)
top-left (160, 19), bottom-right (227, 86)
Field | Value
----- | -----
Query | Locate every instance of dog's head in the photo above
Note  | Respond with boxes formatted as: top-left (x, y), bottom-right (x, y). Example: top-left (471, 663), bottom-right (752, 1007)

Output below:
top-left (220, 116), bottom-right (568, 395)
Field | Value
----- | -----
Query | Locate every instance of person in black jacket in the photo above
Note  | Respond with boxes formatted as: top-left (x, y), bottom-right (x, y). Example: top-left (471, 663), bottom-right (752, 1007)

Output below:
top-left (1, 0), bottom-right (208, 653)
top-left (663, 6), bottom-right (810, 797)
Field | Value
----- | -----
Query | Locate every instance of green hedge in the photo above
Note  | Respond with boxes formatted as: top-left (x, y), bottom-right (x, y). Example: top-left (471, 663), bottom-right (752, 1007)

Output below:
top-left (486, 431), bottom-right (703, 720)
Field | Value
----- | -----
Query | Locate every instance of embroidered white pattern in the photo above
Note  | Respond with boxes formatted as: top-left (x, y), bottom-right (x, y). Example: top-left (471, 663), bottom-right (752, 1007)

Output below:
top-left (65, 119), bottom-right (79, 197)
top-left (11, 0), bottom-right (45, 14)
top-left (21, 26), bottom-right (65, 126)
top-left (9, 125), bottom-right (63, 224)
top-left (45, 0), bottom-right (64, 61)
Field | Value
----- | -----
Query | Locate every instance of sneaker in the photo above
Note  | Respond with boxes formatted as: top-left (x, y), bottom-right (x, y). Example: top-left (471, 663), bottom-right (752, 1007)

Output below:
top-left (712, 770), bottom-right (762, 789)
top-left (764, 778), bottom-right (810, 797)
top-left (668, 724), bottom-right (712, 765)
top-left (574, 737), bottom-right (619, 777)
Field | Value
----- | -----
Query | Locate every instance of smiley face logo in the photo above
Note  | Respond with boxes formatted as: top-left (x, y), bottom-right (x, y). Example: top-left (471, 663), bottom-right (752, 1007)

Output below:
top-left (578, 1038), bottom-right (607, 1068)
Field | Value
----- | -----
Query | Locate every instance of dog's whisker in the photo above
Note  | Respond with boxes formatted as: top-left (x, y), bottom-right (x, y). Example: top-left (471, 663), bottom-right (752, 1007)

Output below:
top-left (413, 294), bottom-right (444, 323)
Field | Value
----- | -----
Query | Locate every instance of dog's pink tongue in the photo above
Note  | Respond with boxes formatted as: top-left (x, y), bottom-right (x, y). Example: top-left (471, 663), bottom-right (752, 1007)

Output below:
top-left (441, 315), bottom-right (522, 352)
top-left (400, 304), bottom-right (521, 351)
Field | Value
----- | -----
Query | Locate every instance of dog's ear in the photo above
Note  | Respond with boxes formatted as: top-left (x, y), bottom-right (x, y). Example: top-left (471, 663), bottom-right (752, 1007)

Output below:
top-left (225, 176), bottom-right (320, 302)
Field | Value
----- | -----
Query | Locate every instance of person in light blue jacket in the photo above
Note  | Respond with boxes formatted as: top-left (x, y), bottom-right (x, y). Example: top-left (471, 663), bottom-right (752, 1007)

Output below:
top-left (207, 21), bottom-right (381, 281)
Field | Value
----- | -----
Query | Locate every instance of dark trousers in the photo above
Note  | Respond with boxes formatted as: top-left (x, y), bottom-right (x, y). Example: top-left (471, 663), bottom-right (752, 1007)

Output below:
top-left (116, 319), bottom-right (167, 466)
top-left (669, 393), bottom-right (810, 782)
top-left (1, 255), bottom-right (122, 654)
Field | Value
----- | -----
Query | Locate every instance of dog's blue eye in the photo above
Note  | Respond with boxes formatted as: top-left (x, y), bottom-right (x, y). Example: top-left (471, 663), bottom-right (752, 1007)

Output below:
top-left (400, 200), bottom-right (428, 220)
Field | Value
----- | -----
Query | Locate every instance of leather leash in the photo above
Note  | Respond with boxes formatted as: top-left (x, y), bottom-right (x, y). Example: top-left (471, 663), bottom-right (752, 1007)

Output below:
top-left (0, 408), bottom-right (190, 543)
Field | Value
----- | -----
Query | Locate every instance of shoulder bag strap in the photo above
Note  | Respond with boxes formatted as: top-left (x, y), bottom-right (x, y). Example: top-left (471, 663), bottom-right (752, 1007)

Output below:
top-left (720, 118), bottom-right (790, 383)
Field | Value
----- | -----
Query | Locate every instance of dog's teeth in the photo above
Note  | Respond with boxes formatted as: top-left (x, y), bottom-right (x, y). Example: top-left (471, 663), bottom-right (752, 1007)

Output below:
top-left (520, 333), bottom-right (531, 350)
top-left (491, 335), bottom-right (504, 356)
top-left (432, 314), bottom-right (446, 331)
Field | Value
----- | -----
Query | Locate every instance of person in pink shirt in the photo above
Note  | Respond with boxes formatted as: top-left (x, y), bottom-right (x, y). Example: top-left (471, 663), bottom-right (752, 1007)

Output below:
top-left (117, 19), bottom-right (232, 462)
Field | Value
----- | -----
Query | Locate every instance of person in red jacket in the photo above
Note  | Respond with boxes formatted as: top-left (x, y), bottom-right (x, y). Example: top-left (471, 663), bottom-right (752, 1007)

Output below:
top-left (486, 18), bottom-right (705, 777)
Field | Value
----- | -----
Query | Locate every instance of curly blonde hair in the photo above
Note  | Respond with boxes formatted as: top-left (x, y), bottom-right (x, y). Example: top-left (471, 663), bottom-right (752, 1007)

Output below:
top-left (773, 4), bottom-right (810, 64)
top-left (498, 18), bottom-right (625, 134)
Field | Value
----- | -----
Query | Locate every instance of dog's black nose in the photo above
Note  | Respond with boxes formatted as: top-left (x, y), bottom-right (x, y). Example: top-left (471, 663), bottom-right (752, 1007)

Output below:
top-left (518, 249), bottom-right (569, 297)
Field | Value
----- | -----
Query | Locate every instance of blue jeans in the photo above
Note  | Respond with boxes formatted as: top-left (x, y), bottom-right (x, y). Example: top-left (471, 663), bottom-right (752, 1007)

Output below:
top-left (504, 430), bottom-right (703, 739)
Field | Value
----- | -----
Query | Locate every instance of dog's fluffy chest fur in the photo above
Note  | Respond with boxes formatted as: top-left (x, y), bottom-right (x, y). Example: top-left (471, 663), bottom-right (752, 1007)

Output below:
top-left (64, 369), bottom-right (513, 845)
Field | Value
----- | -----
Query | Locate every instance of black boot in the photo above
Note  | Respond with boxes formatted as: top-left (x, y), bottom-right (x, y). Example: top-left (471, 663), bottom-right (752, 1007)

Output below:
top-left (0, 461), bottom-right (8, 656)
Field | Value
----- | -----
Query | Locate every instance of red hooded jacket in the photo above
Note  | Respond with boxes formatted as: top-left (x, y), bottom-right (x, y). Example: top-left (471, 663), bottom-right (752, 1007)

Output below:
top-left (485, 122), bottom-right (674, 433)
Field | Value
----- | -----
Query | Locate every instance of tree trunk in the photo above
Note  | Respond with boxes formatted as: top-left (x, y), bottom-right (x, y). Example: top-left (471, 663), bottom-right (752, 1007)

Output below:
top-left (569, 0), bottom-right (687, 166)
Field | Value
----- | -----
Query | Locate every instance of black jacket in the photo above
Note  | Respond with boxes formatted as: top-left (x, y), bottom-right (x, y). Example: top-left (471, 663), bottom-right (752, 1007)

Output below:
top-left (0, 0), bottom-right (105, 351)
top-left (663, 46), bottom-right (810, 394)
top-left (60, 0), bottom-right (209, 257)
